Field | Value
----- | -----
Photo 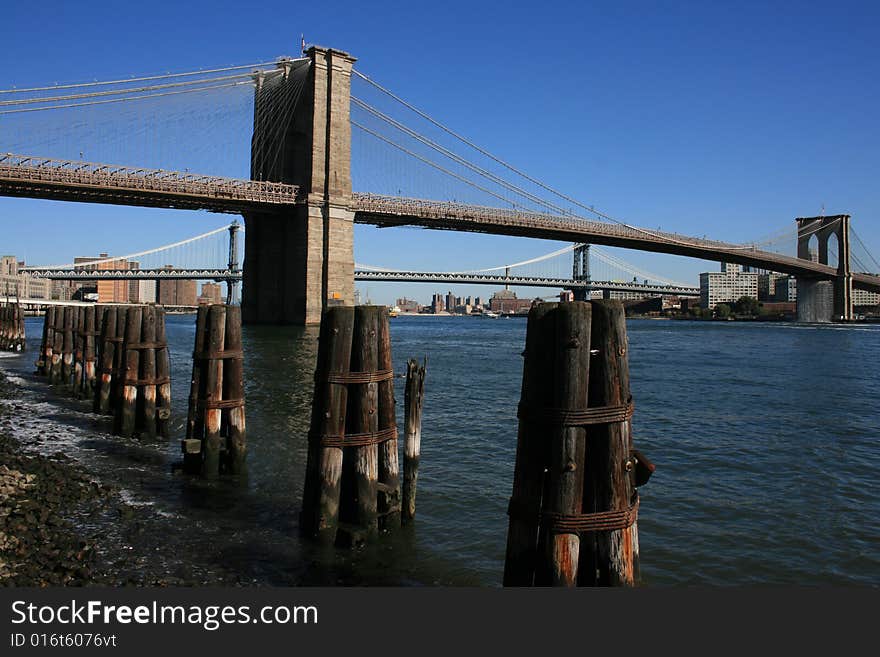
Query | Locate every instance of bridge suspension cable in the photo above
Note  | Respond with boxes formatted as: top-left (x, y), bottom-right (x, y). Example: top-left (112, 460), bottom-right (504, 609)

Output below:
top-left (31, 223), bottom-right (238, 270)
top-left (352, 69), bottom-right (769, 253)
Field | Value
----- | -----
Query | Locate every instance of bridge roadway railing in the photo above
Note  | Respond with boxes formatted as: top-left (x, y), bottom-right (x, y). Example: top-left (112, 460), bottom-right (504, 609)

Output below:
top-left (351, 193), bottom-right (846, 279)
top-left (0, 153), bottom-right (299, 206)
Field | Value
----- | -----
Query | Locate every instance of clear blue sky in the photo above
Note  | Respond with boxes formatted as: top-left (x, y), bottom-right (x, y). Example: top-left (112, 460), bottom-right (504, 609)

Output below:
top-left (1, 0), bottom-right (878, 305)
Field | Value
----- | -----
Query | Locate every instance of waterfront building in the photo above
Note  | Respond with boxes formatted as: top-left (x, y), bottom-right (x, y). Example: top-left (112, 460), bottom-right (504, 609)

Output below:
top-left (488, 289), bottom-right (533, 314)
top-left (396, 297), bottom-right (421, 313)
top-left (431, 293), bottom-right (444, 314)
top-left (853, 288), bottom-right (880, 307)
top-left (157, 266), bottom-right (197, 306)
top-left (198, 282), bottom-right (223, 305)
top-left (0, 255), bottom-right (50, 299)
top-left (445, 291), bottom-right (456, 314)
top-left (699, 263), bottom-right (759, 309)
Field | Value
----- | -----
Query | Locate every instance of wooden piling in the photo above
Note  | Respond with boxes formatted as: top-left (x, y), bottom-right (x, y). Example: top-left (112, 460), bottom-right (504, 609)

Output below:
top-left (82, 306), bottom-right (100, 399)
top-left (183, 306), bottom-right (208, 472)
top-left (222, 305), bottom-right (246, 474)
top-left (95, 306), bottom-right (118, 414)
top-left (300, 305), bottom-right (354, 543)
top-left (73, 306), bottom-right (86, 395)
top-left (200, 305), bottom-right (226, 478)
top-left (346, 306), bottom-right (381, 539)
top-left (108, 306), bottom-right (129, 415)
top-left (402, 357), bottom-right (427, 525)
top-left (377, 310), bottom-right (400, 530)
top-left (155, 307), bottom-right (172, 438)
top-left (504, 303), bottom-right (556, 585)
top-left (503, 300), bottom-right (647, 587)
top-left (49, 306), bottom-right (65, 384)
top-left (578, 300), bottom-right (639, 586)
top-left (38, 306), bottom-right (54, 373)
top-left (139, 306), bottom-right (158, 438)
top-left (116, 306), bottom-right (142, 436)
top-left (61, 306), bottom-right (77, 387)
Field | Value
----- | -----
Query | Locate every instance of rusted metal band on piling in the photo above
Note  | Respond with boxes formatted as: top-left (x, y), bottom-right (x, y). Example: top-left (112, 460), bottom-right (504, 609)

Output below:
top-left (196, 398), bottom-right (244, 410)
top-left (516, 398), bottom-right (634, 426)
top-left (192, 349), bottom-right (243, 360)
top-left (309, 426), bottom-right (399, 448)
top-left (507, 494), bottom-right (639, 534)
top-left (124, 341), bottom-right (168, 351)
top-left (321, 369), bottom-right (394, 384)
top-left (123, 376), bottom-right (172, 386)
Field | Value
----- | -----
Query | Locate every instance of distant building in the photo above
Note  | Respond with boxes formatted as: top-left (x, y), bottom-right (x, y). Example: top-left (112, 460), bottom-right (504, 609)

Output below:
top-left (489, 289), bottom-right (533, 314)
top-left (95, 254), bottom-right (131, 303)
top-left (198, 282), bottom-right (223, 305)
top-left (699, 263), bottom-right (759, 309)
top-left (157, 266), bottom-right (197, 306)
top-left (445, 291), bottom-right (456, 314)
top-left (559, 290), bottom-right (575, 302)
top-left (431, 293), bottom-right (444, 314)
top-left (0, 255), bottom-right (49, 299)
top-left (853, 288), bottom-right (880, 307)
top-left (396, 297), bottom-right (421, 313)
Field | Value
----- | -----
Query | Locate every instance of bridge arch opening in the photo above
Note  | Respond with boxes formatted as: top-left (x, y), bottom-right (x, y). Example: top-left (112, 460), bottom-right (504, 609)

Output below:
top-left (826, 232), bottom-right (840, 270)
top-left (807, 234), bottom-right (820, 263)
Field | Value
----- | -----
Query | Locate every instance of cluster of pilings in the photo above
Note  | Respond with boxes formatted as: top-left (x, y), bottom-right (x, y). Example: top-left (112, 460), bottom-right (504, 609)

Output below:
top-left (300, 306), bottom-right (427, 546)
top-left (36, 304), bottom-right (171, 438)
top-left (181, 304), bottom-right (246, 479)
top-left (1, 301), bottom-right (25, 352)
top-left (504, 300), bottom-right (654, 587)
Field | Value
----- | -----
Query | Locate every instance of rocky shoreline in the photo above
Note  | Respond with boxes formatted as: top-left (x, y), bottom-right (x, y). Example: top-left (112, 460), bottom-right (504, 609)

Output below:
top-left (0, 371), bottom-right (246, 587)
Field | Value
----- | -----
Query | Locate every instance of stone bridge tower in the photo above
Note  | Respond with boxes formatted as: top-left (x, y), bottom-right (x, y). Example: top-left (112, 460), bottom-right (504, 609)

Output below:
top-left (242, 46), bottom-right (356, 325)
top-left (795, 214), bottom-right (852, 322)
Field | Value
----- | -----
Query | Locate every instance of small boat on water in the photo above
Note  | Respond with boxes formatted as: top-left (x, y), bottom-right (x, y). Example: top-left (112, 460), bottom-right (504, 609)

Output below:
top-left (484, 311), bottom-right (499, 319)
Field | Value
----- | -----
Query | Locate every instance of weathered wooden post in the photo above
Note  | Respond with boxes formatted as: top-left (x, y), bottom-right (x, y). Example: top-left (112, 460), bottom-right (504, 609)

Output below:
top-left (578, 300), bottom-right (641, 585)
top-left (181, 304), bottom-right (244, 476)
top-left (16, 303), bottom-right (25, 351)
top-left (504, 303), bottom-right (556, 586)
top-left (503, 301), bottom-right (651, 587)
top-left (73, 305), bottom-right (86, 395)
top-left (200, 305), bottom-right (226, 478)
top-left (139, 306), bottom-right (158, 438)
top-left (377, 309), bottom-right (400, 530)
top-left (37, 306), bottom-right (54, 373)
top-left (95, 306), bottom-right (118, 413)
top-left (108, 306), bottom-right (129, 415)
top-left (222, 305), bottom-right (246, 474)
top-left (301, 306), bottom-right (400, 546)
top-left (116, 306), bottom-right (143, 435)
top-left (402, 357), bottom-right (427, 524)
top-left (155, 307), bottom-right (172, 438)
top-left (347, 305), bottom-right (381, 540)
top-left (49, 306), bottom-right (65, 384)
top-left (183, 306), bottom-right (208, 472)
top-left (61, 306), bottom-right (77, 388)
top-left (301, 306), bottom-right (354, 543)
top-left (81, 306), bottom-right (101, 400)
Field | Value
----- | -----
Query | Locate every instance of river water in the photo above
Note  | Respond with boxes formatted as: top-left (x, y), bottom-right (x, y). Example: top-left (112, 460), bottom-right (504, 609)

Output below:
top-left (1, 314), bottom-right (878, 586)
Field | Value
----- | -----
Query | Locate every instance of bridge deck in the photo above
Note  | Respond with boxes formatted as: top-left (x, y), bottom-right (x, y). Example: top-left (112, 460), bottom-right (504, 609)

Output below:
top-left (0, 154), bottom-right (299, 213)
top-left (353, 194), bottom-right (880, 292)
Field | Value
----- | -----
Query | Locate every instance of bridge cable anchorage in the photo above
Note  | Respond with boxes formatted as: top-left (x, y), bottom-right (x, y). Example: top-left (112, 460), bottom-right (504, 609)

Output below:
top-left (0, 60), bottom-right (286, 95)
top-left (353, 70), bottom-right (768, 252)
